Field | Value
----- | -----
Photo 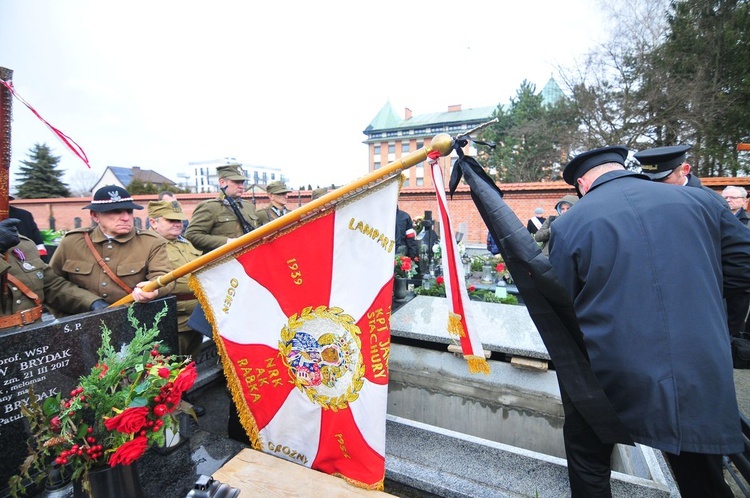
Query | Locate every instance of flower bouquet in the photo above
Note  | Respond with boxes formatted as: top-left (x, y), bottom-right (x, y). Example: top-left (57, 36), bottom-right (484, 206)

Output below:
top-left (9, 304), bottom-right (197, 497)
top-left (394, 254), bottom-right (417, 279)
top-left (415, 275), bottom-right (518, 305)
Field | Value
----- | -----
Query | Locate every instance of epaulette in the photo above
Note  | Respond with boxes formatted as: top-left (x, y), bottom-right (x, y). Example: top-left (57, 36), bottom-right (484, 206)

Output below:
top-left (63, 227), bottom-right (95, 237)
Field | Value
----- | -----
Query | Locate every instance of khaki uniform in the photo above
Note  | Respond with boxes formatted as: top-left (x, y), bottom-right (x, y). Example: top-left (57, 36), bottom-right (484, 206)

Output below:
top-left (184, 197), bottom-right (258, 253)
top-left (158, 232), bottom-right (204, 360)
top-left (0, 237), bottom-right (100, 324)
top-left (256, 205), bottom-right (288, 226)
top-left (50, 226), bottom-right (175, 306)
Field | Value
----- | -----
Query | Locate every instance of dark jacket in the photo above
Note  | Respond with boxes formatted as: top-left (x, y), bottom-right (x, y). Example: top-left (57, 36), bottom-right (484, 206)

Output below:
top-left (685, 174), bottom-right (729, 208)
top-left (9, 206), bottom-right (48, 262)
top-left (549, 170), bottom-right (750, 455)
top-left (735, 207), bottom-right (750, 226)
top-left (395, 208), bottom-right (419, 259)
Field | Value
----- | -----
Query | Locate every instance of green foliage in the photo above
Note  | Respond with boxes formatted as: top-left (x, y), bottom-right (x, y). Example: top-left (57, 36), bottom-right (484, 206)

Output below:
top-left (415, 283), bottom-right (518, 305)
top-left (39, 229), bottom-right (64, 245)
top-left (15, 143), bottom-right (71, 199)
top-left (127, 179), bottom-right (160, 195)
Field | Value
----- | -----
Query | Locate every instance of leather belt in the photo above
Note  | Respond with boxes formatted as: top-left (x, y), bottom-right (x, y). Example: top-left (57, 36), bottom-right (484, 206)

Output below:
top-left (0, 305), bottom-right (44, 330)
top-left (174, 293), bottom-right (196, 301)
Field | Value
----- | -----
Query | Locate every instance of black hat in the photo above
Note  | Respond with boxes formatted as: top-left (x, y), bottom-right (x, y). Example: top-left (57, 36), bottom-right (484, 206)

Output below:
top-left (562, 146), bottom-right (629, 185)
top-left (83, 186), bottom-right (144, 212)
top-left (633, 145), bottom-right (692, 180)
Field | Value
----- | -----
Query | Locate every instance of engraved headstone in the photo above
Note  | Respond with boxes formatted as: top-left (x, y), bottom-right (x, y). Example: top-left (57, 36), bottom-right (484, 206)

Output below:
top-left (0, 298), bottom-right (178, 497)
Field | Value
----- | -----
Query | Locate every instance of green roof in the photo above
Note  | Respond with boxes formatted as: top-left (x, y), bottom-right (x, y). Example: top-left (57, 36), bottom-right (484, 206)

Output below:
top-left (364, 104), bottom-right (496, 134)
top-left (540, 77), bottom-right (564, 106)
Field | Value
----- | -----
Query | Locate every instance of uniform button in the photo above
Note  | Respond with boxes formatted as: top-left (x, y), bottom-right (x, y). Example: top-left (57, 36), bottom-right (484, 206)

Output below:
top-left (107, 245), bottom-right (113, 250)
top-left (102, 282), bottom-right (107, 287)
top-left (75, 267), bottom-right (81, 272)
top-left (102, 293), bottom-right (108, 298)
top-left (15, 300), bottom-right (21, 305)
top-left (104, 257), bottom-right (111, 262)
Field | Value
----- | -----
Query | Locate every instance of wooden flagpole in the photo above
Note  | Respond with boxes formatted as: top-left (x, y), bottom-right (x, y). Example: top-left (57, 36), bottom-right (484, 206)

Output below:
top-left (110, 132), bottom-right (455, 307)
top-left (0, 67), bottom-right (13, 222)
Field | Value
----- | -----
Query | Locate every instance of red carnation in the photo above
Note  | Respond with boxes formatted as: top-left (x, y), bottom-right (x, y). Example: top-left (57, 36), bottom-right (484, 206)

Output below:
top-left (171, 362), bottom-right (197, 399)
top-left (435, 275), bottom-right (444, 285)
top-left (109, 436), bottom-right (148, 467)
top-left (104, 406), bottom-right (149, 434)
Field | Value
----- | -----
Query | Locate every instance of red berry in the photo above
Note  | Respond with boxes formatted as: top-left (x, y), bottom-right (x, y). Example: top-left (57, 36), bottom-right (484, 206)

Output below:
top-left (153, 404), bottom-right (168, 417)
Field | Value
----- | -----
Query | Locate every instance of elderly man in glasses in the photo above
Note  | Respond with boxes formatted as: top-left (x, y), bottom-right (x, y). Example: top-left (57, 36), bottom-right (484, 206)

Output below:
top-left (722, 185), bottom-right (750, 226)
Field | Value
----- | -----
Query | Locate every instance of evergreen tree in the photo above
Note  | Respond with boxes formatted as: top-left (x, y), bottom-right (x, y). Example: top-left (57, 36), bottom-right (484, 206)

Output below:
top-left (127, 179), bottom-right (160, 195)
top-left (15, 143), bottom-right (71, 199)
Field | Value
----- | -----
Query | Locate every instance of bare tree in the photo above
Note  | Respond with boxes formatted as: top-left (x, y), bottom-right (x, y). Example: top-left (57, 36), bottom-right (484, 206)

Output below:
top-left (67, 168), bottom-right (99, 197)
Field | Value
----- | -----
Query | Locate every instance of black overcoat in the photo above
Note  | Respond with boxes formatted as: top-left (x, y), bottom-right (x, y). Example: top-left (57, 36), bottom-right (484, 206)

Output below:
top-left (549, 170), bottom-right (750, 454)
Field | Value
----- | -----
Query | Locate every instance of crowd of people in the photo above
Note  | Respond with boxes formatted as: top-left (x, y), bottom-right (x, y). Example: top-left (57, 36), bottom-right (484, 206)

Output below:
top-left (2, 148), bottom-right (748, 496)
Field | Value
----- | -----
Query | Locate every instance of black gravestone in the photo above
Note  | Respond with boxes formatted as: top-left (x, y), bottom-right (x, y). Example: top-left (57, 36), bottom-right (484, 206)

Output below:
top-left (0, 297), bottom-right (178, 497)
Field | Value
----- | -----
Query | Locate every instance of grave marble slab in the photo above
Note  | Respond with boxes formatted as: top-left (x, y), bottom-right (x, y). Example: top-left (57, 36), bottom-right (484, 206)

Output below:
top-left (390, 295), bottom-right (549, 360)
top-left (0, 298), bottom-right (178, 497)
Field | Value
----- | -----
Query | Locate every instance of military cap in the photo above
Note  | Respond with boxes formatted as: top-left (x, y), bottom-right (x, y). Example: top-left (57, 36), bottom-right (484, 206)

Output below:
top-left (83, 185), bottom-right (143, 212)
top-left (217, 164), bottom-right (247, 181)
top-left (147, 200), bottom-right (188, 221)
top-left (563, 145), bottom-right (629, 185)
top-left (311, 187), bottom-right (328, 200)
top-left (633, 145), bottom-right (692, 180)
top-left (266, 181), bottom-right (291, 195)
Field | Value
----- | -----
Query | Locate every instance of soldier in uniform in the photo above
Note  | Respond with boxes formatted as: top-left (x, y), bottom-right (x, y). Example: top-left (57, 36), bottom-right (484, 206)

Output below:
top-left (0, 218), bottom-right (104, 330)
top-left (50, 186), bottom-right (175, 307)
top-left (147, 200), bottom-right (206, 416)
top-left (257, 181), bottom-right (292, 225)
top-left (185, 164), bottom-right (259, 252)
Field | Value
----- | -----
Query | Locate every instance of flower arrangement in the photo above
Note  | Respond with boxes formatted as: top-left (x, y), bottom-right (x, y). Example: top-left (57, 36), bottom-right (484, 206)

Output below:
top-left (415, 276), bottom-right (518, 305)
top-left (9, 304), bottom-right (197, 497)
top-left (394, 254), bottom-right (417, 279)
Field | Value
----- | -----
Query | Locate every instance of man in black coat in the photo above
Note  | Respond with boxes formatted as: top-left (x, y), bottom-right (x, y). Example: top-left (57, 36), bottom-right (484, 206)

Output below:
top-left (9, 203), bottom-right (48, 262)
top-left (549, 146), bottom-right (750, 498)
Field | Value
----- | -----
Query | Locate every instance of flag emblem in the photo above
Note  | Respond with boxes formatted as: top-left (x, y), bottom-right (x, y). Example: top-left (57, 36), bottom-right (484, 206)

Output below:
top-left (280, 306), bottom-right (364, 409)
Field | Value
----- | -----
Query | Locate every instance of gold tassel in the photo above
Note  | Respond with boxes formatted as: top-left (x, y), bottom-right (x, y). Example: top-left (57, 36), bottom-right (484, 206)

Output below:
top-left (447, 311), bottom-right (466, 338)
top-left (466, 356), bottom-right (490, 375)
top-left (189, 275), bottom-right (262, 449)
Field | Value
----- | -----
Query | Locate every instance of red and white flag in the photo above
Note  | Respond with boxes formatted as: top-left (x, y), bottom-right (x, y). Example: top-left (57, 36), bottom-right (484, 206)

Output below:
top-left (191, 178), bottom-right (398, 489)
top-left (429, 152), bottom-right (489, 374)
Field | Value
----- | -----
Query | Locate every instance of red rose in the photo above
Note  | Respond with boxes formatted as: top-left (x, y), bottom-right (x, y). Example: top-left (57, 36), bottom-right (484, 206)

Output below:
top-left (496, 263), bottom-right (505, 273)
top-left (435, 275), bottom-right (444, 285)
top-left (468, 285), bottom-right (476, 292)
top-left (171, 362), bottom-right (197, 399)
top-left (104, 406), bottom-right (149, 434)
top-left (158, 368), bottom-right (171, 379)
top-left (109, 436), bottom-right (148, 467)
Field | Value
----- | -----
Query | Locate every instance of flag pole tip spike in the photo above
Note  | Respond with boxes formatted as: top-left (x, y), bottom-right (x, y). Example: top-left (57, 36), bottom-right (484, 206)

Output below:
top-left (431, 133), bottom-right (454, 157)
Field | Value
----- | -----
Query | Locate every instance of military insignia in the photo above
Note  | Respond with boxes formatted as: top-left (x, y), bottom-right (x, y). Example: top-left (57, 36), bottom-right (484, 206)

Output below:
top-left (22, 262), bottom-right (34, 271)
top-left (279, 306), bottom-right (364, 410)
top-left (108, 190), bottom-right (122, 202)
top-left (640, 164), bottom-right (658, 171)
top-left (36, 271), bottom-right (44, 279)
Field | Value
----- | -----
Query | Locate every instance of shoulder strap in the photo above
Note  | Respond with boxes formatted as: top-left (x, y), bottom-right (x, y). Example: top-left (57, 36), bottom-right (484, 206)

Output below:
top-left (83, 232), bottom-right (134, 294)
top-left (5, 273), bottom-right (42, 306)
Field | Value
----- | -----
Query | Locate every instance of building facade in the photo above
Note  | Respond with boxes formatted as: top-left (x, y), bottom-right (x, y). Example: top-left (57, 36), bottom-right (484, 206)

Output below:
top-left (188, 158), bottom-right (288, 193)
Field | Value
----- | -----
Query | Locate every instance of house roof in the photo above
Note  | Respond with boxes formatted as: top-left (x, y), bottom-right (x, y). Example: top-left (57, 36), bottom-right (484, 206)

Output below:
top-left (106, 166), bottom-right (176, 187)
top-left (540, 76), bottom-right (564, 106)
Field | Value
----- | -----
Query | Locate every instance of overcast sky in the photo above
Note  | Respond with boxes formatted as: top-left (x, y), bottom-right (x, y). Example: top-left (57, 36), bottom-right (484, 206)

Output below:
top-left (1, 0), bottom-right (607, 192)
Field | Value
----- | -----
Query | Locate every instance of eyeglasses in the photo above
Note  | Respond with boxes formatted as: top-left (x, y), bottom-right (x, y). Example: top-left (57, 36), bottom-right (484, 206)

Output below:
top-left (723, 196), bottom-right (747, 200)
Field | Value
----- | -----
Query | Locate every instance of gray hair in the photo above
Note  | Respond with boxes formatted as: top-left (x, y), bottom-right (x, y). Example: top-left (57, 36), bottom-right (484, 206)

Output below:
top-left (722, 186), bottom-right (747, 198)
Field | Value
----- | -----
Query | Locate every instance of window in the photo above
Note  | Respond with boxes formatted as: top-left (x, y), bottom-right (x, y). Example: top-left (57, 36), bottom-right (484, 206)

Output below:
top-left (402, 141), bottom-right (410, 152)
top-left (271, 173), bottom-right (276, 180)
top-left (374, 145), bottom-right (381, 155)
top-left (388, 143), bottom-right (396, 154)
top-left (416, 178), bottom-right (424, 186)
top-left (417, 141), bottom-right (424, 149)
top-left (403, 177), bottom-right (410, 187)
top-left (374, 162), bottom-right (381, 170)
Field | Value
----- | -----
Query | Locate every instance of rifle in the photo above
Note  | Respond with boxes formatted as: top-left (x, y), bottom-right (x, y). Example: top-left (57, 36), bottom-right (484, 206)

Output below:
top-left (220, 186), bottom-right (254, 234)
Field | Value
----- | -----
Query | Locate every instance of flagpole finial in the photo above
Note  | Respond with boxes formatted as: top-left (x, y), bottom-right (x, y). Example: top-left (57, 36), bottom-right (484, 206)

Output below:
top-left (430, 133), bottom-right (454, 157)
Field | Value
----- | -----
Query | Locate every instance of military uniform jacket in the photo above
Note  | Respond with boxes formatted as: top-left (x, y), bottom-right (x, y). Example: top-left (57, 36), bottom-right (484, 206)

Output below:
top-left (256, 204), bottom-right (288, 226)
top-left (50, 226), bottom-right (175, 306)
top-left (184, 197), bottom-right (259, 253)
top-left (549, 170), bottom-right (750, 455)
top-left (158, 232), bottom-right (202, 332)
top-left (0, 236), bottom-right (100, 317)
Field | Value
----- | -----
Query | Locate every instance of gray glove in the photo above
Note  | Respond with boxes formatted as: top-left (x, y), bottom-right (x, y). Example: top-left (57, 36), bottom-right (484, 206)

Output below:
top-left (0, 218), bottom-right (21, 254)
top-left (89, 299), bottom-right (109, 311)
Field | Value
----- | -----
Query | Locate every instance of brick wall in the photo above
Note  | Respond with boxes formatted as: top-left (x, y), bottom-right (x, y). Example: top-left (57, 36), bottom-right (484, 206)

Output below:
top-left (11, 176), bottom-right (750, 245)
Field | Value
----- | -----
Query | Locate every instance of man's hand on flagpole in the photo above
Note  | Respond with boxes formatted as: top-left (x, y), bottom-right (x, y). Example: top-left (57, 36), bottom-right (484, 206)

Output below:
top-left (132, 282), bottom-right (159, 303)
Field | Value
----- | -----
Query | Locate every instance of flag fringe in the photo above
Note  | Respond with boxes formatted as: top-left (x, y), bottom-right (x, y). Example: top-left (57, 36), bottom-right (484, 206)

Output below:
top-left (189, 274), bottom-right (262, 450)
top-left (447, 311), bottom-right (466, 338)
top-left (465, 356), bottom-right (491, 374)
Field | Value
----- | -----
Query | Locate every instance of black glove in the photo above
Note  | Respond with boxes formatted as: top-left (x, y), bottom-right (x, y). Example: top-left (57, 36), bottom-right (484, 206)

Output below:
top-left (89, 299), bottom-right (109, 311)
top-left (0, 218), bottom-right (21, 254)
